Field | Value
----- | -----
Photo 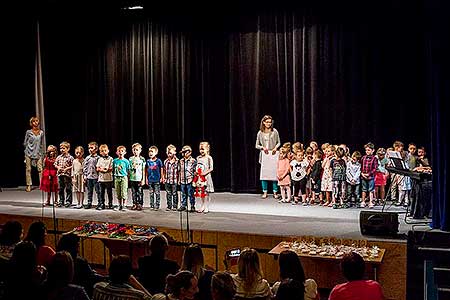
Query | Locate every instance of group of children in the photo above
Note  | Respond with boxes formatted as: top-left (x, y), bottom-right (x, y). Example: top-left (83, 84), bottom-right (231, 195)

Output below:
top-left (275, 140), bottom-right (430, 209)
top-left (39, 141), bottom-right (214, 213)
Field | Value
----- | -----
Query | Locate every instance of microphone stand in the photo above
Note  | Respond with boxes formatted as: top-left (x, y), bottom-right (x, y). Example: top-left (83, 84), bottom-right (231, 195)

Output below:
top-left (180, 151), bottom-right (192, 244)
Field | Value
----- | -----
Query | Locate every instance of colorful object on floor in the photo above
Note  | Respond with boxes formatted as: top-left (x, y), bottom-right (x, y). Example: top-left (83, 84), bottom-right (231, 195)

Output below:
top-left (72, 221), bottom-right (158, 240)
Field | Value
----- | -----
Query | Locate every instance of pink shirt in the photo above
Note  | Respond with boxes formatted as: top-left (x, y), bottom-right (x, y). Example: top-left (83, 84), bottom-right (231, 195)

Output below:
top-left (277, 158), bottom-right (291, 186)
top-left (329, 280), bottom-right (384, 300)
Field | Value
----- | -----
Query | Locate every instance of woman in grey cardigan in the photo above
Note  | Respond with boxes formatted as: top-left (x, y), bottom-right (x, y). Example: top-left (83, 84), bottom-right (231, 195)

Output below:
top-left (255, 115), bottom-right (280, 199)
top-left (23, 116), bottom-right (45, 192)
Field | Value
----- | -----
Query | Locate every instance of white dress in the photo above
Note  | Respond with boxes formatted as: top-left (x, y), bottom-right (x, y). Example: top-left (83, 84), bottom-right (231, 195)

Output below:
top-left (196, 155), bottom-right (215, 193)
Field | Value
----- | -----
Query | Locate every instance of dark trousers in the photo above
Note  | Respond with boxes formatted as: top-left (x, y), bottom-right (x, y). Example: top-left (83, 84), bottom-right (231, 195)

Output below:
top-left (346, 183), bottom-right (360, 203)
top-left (181, 183), bottom-right (195, 208)
top-left (86, 179), bottom-right (100, 205)
top-left (130, 181), bottom-right (144, 205)
top-left (99, 181), bottom-right (113, 206)
top-left (165, 183), bottom-right (178, 209)
top-left (58, 175), bottom-right (72, 205)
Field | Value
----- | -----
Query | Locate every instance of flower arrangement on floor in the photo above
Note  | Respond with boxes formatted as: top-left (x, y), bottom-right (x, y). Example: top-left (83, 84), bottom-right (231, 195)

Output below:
top-left (71, 221), bottom-right (158, 241)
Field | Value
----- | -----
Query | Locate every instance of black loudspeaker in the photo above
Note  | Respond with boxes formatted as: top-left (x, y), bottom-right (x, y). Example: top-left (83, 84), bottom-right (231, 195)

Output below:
top-left (359, 211), bottom-right (399, 236)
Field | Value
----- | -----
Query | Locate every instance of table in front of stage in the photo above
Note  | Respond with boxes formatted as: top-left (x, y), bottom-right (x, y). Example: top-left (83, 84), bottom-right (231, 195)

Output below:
top-left (268, 241), bottom-right (386, 280)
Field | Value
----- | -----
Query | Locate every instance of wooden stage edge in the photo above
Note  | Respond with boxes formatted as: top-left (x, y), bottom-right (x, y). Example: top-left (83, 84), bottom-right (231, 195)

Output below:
top-left (0, 213), bottom-right (407, 300)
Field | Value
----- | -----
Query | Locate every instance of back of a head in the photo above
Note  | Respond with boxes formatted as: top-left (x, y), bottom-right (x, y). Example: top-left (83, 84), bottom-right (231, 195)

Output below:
top-left (0, 221), bottom-right (22, 246)
top-left (276, 279), bottom-right (304, 300)
top-left (25, 221), bottom-right (46, 248)
top-left (10, 241), bottom-right (37, 273)
top-left (57, 233), bottom-right (80, 259)
top-left (109, 255), bottom-right (132, 284)
top-left (238, 248), bottom-right (262, 287)
top-left (47, 251), bottom-right (74, 287)
top-left (150, 234), bottom-right (169, 258)
top-left (166, 270), bottom-right (195, 297)
top-left (211, 271), bottom-right (236, 300)
top-left (278, 250), bottom-right (305, 283)
top-left (181, 244), bottom-right (204, 279)
top-left (341, 252), bottom-right (365, 281)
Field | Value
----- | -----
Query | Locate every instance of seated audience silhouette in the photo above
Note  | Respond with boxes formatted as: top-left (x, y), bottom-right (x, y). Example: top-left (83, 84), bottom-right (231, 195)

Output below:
top-left (42, 251), bottom-right (90, 300)
top-left (93, 255), bottom-right (151, 300)
top-left (2, 241), bottom-right (46, 300)
top-left (25, 221), bottom-right (56, 267)
top-left (329, 252), bottom-right (384, 300)
top-left (181, 244), bottom-right (214, 300)
top-left (271, 250), bottom-right (318, 300)
top-left (211, 271), bottom-right (236, 300)
top-left (138, 234), bottom-right (180, 294)
top-left (166, 270), bottom-right (199, 300)
top-left (57, 232), bottom-right (106, 297)
top-left (230, 248), bottom-right (272, 300)
top-left (275, 278), bottom-right (305, 300)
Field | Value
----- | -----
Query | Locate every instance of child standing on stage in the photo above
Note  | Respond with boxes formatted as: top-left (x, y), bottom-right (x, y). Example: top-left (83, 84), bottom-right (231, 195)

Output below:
top-left (346, 151), bottom-right (361, 207)
top-left (178, 145), bottom-right (197, 212)
top-left (96, 144), bottom-right (113, 210)
top-left (310, 150), bottom-right (323, 204)
top-left (163, 145), bottom-right (179, 211)
top-left (129, 143), bottom-right (146, 211)
top-left (309, 141), bottom-right (319, 153)
top-left (397, 150), bottom-right (412, 207)
top-left (277, 146), bottom-right (291, 203)
top-left (304, 146), bottom-right (314, 203)
top-left (54, 141), bottom-right (74, 208)
top-left (330, 147), bottom-right (347, 208)
top-left (290, 149), bottom-right (309, 204)
top-left (360, 142), bottom-right (378, 208)
top-left (291, 142), bottom-right (303, 161)
top-left (72, 146), bottom-right (85, 209)
top-left (145, 146), bottom-right (164, 210)
top-left (113, 146), bottom-right (131, 211)
top-left (83, 142), bottom-right (100, 209)
top-left (40, 145), bottom-right (58, 206)
top-left (374, 148), bottom-right (389, 204)
top-left (196, 142), bottom-right (215, 213)
top-left (321, 145), bottom-right (334, 206)
top-left (388, 141), bottom-right (404, 203)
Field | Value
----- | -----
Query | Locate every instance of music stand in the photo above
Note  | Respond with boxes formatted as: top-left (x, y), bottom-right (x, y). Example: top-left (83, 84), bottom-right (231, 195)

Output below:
top-left (387, 150), bottom-right (407, 170)
top-left (382, 151), bottom-right (406, 212)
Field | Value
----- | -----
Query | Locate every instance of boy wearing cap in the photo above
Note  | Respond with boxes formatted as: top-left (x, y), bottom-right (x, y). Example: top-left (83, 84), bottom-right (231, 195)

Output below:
top-left (178, 145), bottom-right (197, 212)
top-left (145, 145), bottom-right (164, 210)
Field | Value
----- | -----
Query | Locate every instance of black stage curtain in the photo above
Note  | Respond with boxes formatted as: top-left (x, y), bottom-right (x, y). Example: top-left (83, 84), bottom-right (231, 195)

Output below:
top-left (426, 0), bottom-right (449, 231)
top-left (8, 1), bottom-right (430, 192)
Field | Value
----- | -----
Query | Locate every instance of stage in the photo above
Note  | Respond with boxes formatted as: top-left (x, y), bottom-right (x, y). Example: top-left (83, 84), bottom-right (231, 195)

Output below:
top-left (0, 188), bottom-right (429, 240)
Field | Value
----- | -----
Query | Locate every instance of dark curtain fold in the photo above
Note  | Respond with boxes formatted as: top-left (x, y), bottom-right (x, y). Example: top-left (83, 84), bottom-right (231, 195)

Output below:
top-left (35, 3), bottom-right (429, 193)
top-left (426, 0), bottom-right (449, 231)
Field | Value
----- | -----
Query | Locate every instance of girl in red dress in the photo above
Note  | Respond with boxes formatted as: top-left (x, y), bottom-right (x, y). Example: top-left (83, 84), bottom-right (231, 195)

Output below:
top-left (40, 145), bottom-right (58, 206)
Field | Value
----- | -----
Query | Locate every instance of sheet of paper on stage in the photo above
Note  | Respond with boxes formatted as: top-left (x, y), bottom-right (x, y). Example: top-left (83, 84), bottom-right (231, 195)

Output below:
top-left (260, 151), bottom-right (278, 181)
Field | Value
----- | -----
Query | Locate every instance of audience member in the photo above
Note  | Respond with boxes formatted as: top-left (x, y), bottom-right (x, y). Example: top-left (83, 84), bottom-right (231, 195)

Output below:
top-left (271, 250), bottom-right (318, 300)
top-left (211, 271), bottom-right (236, 300)
top-left (57, 232), bottom-right (107, 296)
top-left (0, 220), bottom-right (23, 260)
top-left (2, 241), bottom-right (46, 299)
top-left (275, 279), bottom-right (304, 300)
top-left (181, 244), bottom-right (214, 300)
top-left (93, 255), bottom-right (151, 300)
top-left (230, 248), bottom-right (272, 300)
top-left (43, 251), bottom-right (90, 300)
top-left (25, 221), bottom-right (56, 267)
top-left (138, 234), bottom-right (180, 294)
top-left (166, 270), bottom-right (199, 300)
top-left (328, 252), bottom-right (384, 300)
